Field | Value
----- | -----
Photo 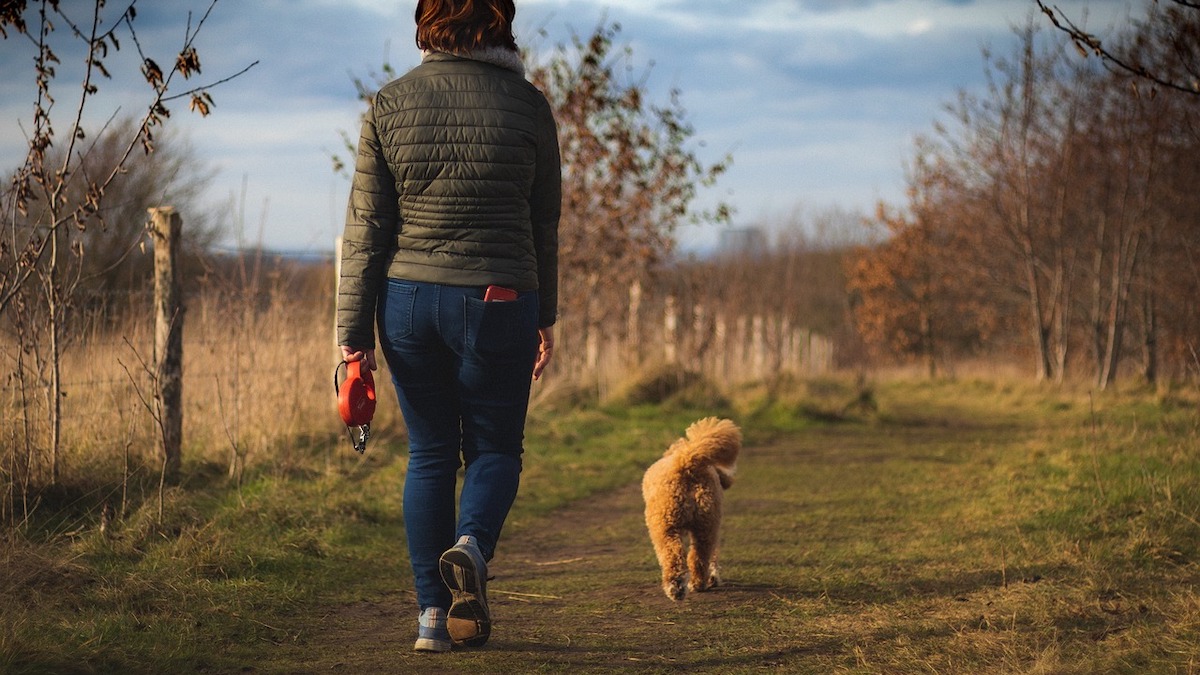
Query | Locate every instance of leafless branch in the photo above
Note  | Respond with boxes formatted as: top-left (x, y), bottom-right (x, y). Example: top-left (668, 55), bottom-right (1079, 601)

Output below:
top-left (1036, 0), bottom-right (1200, 97)
top-left (160, 60), bottom-right (260, 103)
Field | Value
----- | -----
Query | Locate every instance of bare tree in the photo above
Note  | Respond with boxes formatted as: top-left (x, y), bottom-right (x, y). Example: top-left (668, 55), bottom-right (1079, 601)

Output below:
top-left (69, 121), bottom-right (222, 293)
top-left (862, 10), bottom-right (1200, 384)
top-left (1037, 0), bottom-right (1200, 385)
top-left (529, 23), bottom-right (730, 288)
top-left (933, 23), bottom-right (1085, 381)
top-left (1, 0), bottom-right (253, 314)
top-left (1, 0), bottom-right (254, 500)
top-left (1036, 0), bottom-right (1200, 98)
top-left (1073, 72), bottom-right (1174, 388)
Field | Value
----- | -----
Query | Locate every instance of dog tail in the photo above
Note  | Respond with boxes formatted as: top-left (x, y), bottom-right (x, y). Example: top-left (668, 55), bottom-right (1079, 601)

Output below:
top-left (671, 417), bottom-right (741, 478)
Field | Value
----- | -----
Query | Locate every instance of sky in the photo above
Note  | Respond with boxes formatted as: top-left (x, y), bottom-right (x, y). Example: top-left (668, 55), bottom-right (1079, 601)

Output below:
top-left (0, 0), bottom-right (1139, 254)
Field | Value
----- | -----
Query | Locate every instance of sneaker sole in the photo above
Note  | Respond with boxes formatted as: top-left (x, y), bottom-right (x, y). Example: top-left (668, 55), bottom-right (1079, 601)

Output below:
top-left (413, 636), bottom-right (453, 653)
top-left (439, 549), bottom-right (490, 647)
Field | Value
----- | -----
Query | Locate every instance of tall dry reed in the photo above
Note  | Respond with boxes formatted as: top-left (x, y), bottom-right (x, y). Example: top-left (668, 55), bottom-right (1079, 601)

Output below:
top-left (3, 253), bottom-right (835, 526)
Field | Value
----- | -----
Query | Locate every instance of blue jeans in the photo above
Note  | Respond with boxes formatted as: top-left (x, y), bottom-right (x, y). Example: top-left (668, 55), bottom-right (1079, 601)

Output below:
top-left (377, 279), bottom-right (539, 611)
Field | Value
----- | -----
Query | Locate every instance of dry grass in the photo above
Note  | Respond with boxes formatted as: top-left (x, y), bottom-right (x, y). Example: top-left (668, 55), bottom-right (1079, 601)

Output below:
top-left (1, 264), bottom-right (407, 512)
top-left (3, 261), bottom-right (1200, 673)
top-left (2, 259), bottom-right (834, 524)
top-left (2, 372), bottom-right (1200, 672)
top-left (263, 378), bottom-right (1200, 674)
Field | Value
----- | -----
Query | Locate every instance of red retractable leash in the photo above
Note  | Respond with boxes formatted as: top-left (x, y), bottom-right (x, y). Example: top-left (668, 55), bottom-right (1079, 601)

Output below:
top-left (334, 359), bottom-right (376, 453)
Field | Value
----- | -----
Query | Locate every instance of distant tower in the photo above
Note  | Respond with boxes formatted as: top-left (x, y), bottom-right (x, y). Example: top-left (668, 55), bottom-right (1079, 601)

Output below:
top-left (717, 227), bottom-right (767, 257)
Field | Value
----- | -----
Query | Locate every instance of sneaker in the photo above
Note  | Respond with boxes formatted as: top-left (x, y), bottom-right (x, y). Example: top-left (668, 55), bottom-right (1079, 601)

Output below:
top-left (439, 535), bottom-right (491, 647)
top-left (413, 607), bottom-right (452, 653)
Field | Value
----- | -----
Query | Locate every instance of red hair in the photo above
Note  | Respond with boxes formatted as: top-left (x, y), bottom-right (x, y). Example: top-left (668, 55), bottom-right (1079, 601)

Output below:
top-left (415, 0), bottom-right (517, 53)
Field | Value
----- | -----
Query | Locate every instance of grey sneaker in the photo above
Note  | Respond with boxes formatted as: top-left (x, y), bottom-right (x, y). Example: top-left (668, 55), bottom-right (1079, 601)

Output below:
top-left (438, 535), bottom-right (491, 647)
top-left (413, 607), bottom-right (452, 653)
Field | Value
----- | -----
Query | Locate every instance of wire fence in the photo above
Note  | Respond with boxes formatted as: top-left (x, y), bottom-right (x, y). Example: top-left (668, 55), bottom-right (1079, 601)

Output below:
top-left (3, 253), bottom-right (834, 499)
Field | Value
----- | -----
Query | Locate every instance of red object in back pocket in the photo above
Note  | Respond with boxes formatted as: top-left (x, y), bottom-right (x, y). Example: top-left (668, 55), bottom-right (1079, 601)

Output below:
top-left (484, 285), bottom-right (518, 302)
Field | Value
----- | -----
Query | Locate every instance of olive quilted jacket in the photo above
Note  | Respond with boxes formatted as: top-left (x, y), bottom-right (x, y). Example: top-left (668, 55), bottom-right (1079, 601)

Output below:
top-left (337, 50), bottom-right (561, 349)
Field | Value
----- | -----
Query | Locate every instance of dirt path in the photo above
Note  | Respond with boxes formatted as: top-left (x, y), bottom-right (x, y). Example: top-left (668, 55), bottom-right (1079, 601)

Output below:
top-left (177, 387), bottom-right (1200, 674)
top-left (286, 461), bottom-right (780, 673)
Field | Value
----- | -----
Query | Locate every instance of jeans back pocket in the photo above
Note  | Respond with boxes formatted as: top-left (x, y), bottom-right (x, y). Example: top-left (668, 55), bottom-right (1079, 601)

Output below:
top-left (464, 292), bottom-right (536, 358)
top-left (380, 280), bottom-right (417, 342)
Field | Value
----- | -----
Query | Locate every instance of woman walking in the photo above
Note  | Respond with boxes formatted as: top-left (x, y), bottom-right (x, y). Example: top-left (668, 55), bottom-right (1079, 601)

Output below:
top-left (336, 0), bottom-right (560, 653)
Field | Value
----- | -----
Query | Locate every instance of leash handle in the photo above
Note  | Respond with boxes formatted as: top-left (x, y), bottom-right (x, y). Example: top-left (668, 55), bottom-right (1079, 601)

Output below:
top-left (334, 359), bottom-right (375, 453)
top-left (333, 360), bottom-right (347, 396)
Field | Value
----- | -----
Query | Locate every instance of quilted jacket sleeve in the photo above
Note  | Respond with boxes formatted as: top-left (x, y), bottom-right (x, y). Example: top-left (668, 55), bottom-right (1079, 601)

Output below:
top-left (530, 97), bottom-right (562, 328)
top-left (337, 104), bottom-right (398, 349)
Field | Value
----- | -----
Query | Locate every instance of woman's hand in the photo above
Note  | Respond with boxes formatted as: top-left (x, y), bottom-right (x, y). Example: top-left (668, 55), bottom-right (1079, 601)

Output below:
top-left (533, 326), bottom-right (554, 381)
top-left (340, 345), bottom-right (377, 371)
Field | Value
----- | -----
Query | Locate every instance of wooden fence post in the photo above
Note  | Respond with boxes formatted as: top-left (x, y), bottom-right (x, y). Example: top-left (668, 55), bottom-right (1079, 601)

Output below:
top-left (627, 280), bottom-right (642, 368)
top-left (751, 315), bottom-right (765, 378)
top-left (664, 295), bottom-right (678, 364)
top-left (584, 273), bottom-right (600, 374)
top-left (149, 206), bottom-right (183, 480)
top-left (714, 314), bottom-right (728, 380)
top-left (692, 303), bottom-right (706, 366)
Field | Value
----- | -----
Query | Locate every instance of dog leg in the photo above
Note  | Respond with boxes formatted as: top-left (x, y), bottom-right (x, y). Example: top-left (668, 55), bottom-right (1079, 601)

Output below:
top-left (707, 559), bottom-right (721, 588)
top-left (687, 527), bottom-right (719, 593)
top-left (649, 525), bottom-right (688, 601)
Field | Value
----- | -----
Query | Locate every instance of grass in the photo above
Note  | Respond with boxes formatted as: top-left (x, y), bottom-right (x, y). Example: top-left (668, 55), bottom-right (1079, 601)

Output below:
top-left (4, 375), bottom-right (1200, 673)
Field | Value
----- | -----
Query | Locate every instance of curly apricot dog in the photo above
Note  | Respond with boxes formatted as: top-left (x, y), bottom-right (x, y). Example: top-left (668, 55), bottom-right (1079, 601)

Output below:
top-left (642, 417), bottom-right (742, 601)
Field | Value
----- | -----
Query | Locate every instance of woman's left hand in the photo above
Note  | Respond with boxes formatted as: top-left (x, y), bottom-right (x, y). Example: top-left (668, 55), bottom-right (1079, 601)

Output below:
top-left (533, 326), bottom-right (554, 380)
top-left (340, 345), bottom-right (377, 371)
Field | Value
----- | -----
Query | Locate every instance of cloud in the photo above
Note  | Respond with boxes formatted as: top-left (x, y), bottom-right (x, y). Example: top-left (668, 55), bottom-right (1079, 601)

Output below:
top-left (0, 0), bottom-right (1145, 251)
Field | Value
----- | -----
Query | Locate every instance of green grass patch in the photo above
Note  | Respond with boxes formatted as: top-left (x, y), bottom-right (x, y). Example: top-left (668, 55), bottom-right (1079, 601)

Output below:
top-left (4, 374), bottom-right (1200, 673)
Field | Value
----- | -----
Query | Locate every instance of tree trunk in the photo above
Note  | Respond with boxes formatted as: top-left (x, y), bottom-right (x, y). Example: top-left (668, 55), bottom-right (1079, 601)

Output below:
top-left (1098, 230), bottom-right (1141, 390)
top-left (1022, 249), bottom-right (1052, 381)
top-left (1142, 288), bottom-right (1158, 385)
top-left (47, 233), bottom-right (62, 486)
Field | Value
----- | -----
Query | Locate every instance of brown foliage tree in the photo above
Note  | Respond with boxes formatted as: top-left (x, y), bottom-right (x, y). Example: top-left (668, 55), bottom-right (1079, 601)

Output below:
top-left (525, 22), bottom-right (731, 347)
top-left (847, 150), bottom-right (995, 376)
top-left (859, 13), bottom-right (1200, 384)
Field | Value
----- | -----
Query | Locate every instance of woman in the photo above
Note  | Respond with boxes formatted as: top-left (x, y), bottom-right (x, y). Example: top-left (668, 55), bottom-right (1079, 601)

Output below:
top-left (336, 0), bottom-right (560, 653)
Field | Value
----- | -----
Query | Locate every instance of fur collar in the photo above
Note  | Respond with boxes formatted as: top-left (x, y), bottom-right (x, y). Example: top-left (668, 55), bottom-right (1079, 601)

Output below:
top-left (422, 46), bottom-right (525, 76)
